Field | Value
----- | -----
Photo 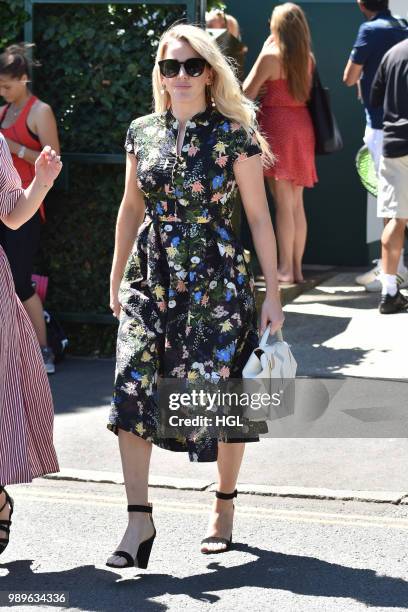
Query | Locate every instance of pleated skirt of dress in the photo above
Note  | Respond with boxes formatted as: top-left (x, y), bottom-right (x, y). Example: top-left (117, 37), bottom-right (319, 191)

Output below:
top-left (0, 247), bottom-right (59, 485)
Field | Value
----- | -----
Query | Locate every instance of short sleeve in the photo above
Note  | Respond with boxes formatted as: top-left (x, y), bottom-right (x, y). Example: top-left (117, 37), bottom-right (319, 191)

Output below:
top-left (350, 24), bottom-right (373, 65)
top-left (370, 56), bottom-right (387, 109)
top-left (230, 124), bottom-right (262, 165)
top-left (124, 121), bottom-right (137, 156)
top-left (0, 134), bottom-right (24, 218)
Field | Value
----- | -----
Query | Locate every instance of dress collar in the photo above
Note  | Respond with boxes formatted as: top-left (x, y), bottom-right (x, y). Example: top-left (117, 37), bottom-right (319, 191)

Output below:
top-left (370, 9), bottom-right (392, 21)
top-left (165, 104), bottom-right (215, 129)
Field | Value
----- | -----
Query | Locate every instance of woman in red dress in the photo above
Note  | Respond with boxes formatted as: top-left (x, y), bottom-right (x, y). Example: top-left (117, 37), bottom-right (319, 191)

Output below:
top-left (0, 43), bottom-right (60, 373)
top-left (244, 2), bottom-right (317, 284)
top-left (0, 135), bottom-right (61, 556)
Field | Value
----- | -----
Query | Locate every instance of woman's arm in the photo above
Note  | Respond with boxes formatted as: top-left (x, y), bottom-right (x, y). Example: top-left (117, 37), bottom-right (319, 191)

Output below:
top-left (233, 154), bottom-right (284, 334)
top-left (343, 59), bottom-right (363, 87)
top-left (1, 146), bottom-right (61, 229)
top-left (3, 135), bottom-right (42, 164)
top-left (33, 102), bottom-right (60, 154)
top-left (243, 45), bottom-right (278, 100)
top-left (5, 102), bottom-right (60, 164)
top-left (110, 153), bottom-right (146, 317)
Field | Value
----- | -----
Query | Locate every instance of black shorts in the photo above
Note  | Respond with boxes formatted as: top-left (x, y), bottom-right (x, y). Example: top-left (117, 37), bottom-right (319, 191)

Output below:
top-left (0, 211), bottom-right (41, 302)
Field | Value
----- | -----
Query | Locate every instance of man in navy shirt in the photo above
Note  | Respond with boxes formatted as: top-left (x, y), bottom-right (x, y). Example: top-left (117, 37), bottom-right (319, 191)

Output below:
top-left (343, 0), bottom-right (408, 291)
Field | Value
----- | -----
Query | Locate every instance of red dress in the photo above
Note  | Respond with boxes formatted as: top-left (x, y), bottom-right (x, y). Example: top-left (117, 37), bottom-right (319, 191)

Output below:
top-left (0, 134), bottom-right (59, 485)
top-left (258, 78), bottom-right (318, 188)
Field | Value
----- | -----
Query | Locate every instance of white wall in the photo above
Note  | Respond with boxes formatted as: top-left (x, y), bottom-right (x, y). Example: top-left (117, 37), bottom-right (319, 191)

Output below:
top-left (390, 0), bottom-right (408, 18)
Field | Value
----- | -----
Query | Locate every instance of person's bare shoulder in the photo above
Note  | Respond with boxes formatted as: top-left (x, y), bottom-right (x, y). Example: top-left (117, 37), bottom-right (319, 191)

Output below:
top-left (28, 99), bottom-right (56, 133)
top-left (259, 47), bottom-right (281, 79)
top-left (31, 99), bottom-right (54, 119)
top-left (262, 44), bottom-right (280, 60)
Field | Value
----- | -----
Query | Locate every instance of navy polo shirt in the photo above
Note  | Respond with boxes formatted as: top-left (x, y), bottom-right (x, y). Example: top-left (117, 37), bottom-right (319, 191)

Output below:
top-left (350, 10), bottom-right (408, 129)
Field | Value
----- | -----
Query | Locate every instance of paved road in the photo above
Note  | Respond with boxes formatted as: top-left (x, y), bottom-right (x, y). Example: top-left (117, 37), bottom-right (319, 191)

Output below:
top-left (48, 272), bottom-right (408, 493)
top-left (3, 271), bottom-right (408, 611)
top-left (1, 479), bottom-right (408, 612)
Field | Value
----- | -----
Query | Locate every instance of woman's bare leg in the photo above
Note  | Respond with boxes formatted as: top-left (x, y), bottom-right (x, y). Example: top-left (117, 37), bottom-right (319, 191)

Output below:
top-left (201, 441), bottom-right (245, 553)
top-left (267, 177), bottom-right (296, 283)
top-left (107, 430), bottom-right (154, 567)
top-left (23, 292), bottom-right (47, 347)
top-left (293, 186), bottom-right (307, 282)
top-left (0, 489), bottom-right (11, 523)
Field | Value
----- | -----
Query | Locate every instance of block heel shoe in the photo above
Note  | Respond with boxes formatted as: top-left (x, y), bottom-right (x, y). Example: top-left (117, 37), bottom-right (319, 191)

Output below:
top-left (106, 503), bottom-right (156, 569)
top-left (200, 488), bottom-right (237, 554)
top-left (0, 486), bottom-right (14, 555)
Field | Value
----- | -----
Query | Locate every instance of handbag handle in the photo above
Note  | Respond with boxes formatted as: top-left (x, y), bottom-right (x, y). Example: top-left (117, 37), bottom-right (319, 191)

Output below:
top-left (259, 326), bottom-right (284, 348)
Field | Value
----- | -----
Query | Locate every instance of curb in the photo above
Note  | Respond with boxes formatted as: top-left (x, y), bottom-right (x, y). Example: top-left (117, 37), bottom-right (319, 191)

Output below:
top-left (255, 266), bottom-right (336, 309)
top-left (43, 469), bottom-right (408, 505)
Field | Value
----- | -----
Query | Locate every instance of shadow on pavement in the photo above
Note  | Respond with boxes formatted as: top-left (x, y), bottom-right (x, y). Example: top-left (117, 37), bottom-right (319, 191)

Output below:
top-left (283, 312), bottom-right (367, 377)
top-left (309, 292), bottom-right (380, 311)
top-left (49, 358), bottom-right (114, 414)
top-left (2, 545), bottom-right (407, 610)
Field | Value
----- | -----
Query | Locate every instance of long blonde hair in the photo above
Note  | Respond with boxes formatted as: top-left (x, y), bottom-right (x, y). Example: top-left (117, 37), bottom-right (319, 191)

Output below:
top-left (152, 23), bottom-right (274, 167)
top-left (271, 3), bottom-right (312, 103)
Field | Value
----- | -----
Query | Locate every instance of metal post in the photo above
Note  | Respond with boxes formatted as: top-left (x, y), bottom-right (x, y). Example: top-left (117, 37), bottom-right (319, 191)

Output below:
top-left (197, 0), bottom-right (207, 26)
top-left (24, 0), bottom-right (34, 43)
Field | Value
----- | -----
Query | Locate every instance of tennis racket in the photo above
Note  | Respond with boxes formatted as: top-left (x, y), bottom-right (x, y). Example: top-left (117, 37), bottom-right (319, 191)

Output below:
top-left (355, 145), bottom-right (378, 198)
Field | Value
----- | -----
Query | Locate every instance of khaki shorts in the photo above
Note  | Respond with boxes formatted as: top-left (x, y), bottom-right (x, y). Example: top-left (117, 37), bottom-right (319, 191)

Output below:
top-left (364, 126), bottom-right (383, 174)
top-left (377, 154), bottom-right (408, 219)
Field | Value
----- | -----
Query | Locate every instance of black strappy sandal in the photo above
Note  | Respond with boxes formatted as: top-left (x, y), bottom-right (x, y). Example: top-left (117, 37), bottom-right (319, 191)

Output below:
top-left (0, 486), bottom-right (14, 555)
top-left (201, 489), bottom-right (237, 554)
top-left (106, 503), bottom-right (156, 569)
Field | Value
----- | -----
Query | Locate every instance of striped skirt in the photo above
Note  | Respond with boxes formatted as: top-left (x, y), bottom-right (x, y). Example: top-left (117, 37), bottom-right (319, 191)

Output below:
top-left (0, 246), bottom-right (59, 485)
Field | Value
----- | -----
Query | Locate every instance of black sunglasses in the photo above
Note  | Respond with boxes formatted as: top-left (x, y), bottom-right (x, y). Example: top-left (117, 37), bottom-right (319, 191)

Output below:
top-left (158, 58), bottom-right (208, 78)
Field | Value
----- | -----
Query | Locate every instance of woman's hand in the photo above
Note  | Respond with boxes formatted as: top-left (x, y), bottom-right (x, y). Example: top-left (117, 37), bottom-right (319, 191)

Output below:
top-left (34, 145), bottom-right (62, 186)
top-left (262, 34), bottom-right (275, 50)
top-left (259, 294), bottom-right (285, 336)
top-left (110, 281), bottom-right (122, 319)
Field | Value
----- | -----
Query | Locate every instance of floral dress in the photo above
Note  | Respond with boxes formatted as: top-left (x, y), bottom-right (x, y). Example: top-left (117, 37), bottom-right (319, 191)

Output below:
top-left (107, 105), bottom-right (268, 462)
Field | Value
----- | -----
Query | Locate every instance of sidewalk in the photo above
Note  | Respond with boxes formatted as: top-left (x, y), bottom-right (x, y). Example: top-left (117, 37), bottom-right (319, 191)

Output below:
top-left (48, 270), bottom-right (408, 503)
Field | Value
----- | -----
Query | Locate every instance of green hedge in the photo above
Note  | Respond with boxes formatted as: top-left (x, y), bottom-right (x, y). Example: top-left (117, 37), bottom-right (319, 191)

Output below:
top-left (0, 1), bottom-right (29, 48)
top-left (1, 2), bottom-right (179, 355)
top-left (36, 3), bottom-right (188, 355)
top-left (1, 0), bottom-right (225, 356)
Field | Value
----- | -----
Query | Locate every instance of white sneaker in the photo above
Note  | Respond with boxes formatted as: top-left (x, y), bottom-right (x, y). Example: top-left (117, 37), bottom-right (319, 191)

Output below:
top-left (355, 260), bottom-right (381, 286)
top-left (397, 266), bottom-right (408, 289)
top-left (365, 265), bottom-right (408, 293)
top-left (41, 346), bottom-right (56, 375)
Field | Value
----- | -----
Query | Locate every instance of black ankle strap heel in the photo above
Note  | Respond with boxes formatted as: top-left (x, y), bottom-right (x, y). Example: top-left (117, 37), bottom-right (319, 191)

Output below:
top-left (0, 486), bottom-right (14, 556)
top-left (201, 489), bottom-right (238, 554)
top-left (215, 489), bottom-right (238, 500)
top-left (127, 504), bottom-right (153, 513)
top-left (106, 503), bottom-right (156, 569)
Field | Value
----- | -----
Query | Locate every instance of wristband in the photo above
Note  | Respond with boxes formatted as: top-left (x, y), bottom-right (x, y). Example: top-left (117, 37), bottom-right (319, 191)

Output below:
top-left (18, 145), bottom-right (26, 159)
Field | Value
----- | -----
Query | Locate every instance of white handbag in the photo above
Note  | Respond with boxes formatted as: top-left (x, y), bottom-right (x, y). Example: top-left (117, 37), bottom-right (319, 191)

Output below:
top-left (242, 327), bottom-right (297, 421)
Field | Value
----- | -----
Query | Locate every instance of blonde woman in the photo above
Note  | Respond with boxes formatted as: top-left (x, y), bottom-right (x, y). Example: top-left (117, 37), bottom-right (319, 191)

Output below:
top-left (244, 3), bottom-right (317, 284)
top-left (107, 23), bottom-right (283, 569)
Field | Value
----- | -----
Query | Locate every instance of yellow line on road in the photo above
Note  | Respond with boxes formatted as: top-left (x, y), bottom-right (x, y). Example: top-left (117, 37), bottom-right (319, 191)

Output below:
top-left (13, 488), bottom-right (408, 531)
